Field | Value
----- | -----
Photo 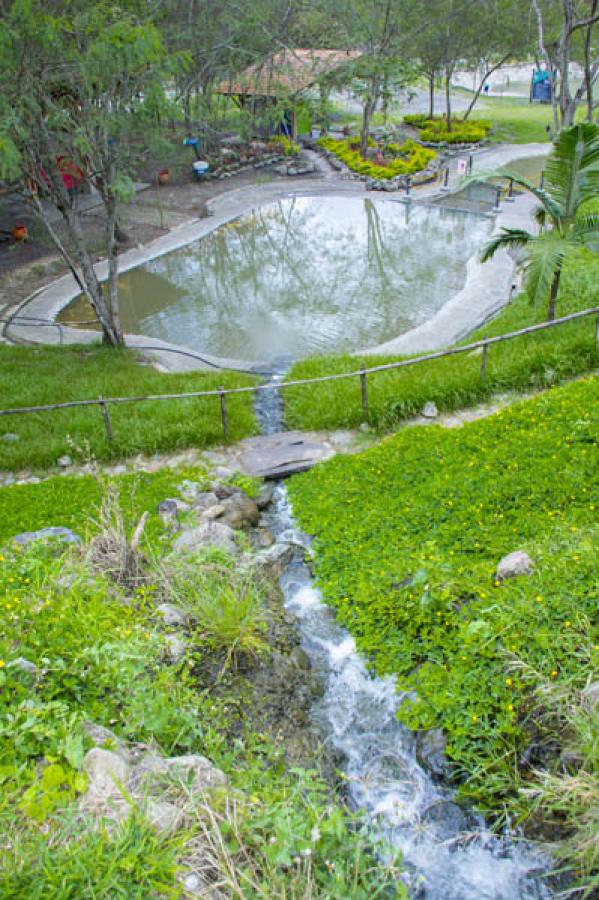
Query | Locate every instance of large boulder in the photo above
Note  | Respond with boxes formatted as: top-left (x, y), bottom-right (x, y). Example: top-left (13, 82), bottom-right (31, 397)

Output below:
top-left (217, 493), bottom-right (260, 530)
top-left (172, 521), bottom-right (238, 556)
top-left (155, 603), bottom-right (188, 627)
top-left (131, 753), bottom-right (227, 796)
top-left (496, 550), bottom-right (534, 581)
top-left (83, 748), bottom-right (130, 803)
top-left (190, 491), bottom-right (220, 512)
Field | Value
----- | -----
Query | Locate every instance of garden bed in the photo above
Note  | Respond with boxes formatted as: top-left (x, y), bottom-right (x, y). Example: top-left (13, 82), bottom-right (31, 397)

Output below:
top-left (316, 135), bottom-right (439, 190)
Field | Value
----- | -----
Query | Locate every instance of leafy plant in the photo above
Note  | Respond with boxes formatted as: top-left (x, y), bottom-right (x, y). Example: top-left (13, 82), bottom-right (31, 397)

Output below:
top-left (481, 123), bottom-right (599, 320)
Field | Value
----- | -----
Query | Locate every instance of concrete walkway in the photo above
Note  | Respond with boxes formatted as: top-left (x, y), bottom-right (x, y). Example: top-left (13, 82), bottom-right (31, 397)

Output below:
top-left (3, 142), bottom-right (549, 371)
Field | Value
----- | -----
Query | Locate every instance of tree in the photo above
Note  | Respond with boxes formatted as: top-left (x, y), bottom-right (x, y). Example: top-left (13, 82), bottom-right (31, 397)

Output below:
top-left (531, 0), bottom-right (599, 130)
top-left (0, 0), bottom-right (174, 346)
top-left (330, 0), bottom-right (417, 157)
top-left (461, 0), bottom-right (534, 120)
top-left (481, 124), bottom-right (599, 321)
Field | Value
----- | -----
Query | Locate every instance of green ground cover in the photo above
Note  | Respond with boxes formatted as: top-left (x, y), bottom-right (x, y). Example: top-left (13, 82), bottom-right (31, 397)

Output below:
top-left (480, 95), bottom-right (561, 144)
top-left (284, 249), bottom-right (599, 433)
top-left (0, 465), bottom-right (209, 544)
top-left (288, 375), bottom-right (599, 889)
top-left (0, 345), bottom-right (258, 470)
top-left (0, 471), bottom-right (403, 898)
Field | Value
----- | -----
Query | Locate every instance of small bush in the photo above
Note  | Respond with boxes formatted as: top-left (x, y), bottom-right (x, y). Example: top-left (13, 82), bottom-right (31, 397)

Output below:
top-left (269, 134), bottom-right (300, 156)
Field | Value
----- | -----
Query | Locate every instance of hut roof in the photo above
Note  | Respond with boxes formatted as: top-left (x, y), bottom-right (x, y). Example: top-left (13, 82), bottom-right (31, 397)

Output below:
top-left (215, 48), bottom-right (361, 98)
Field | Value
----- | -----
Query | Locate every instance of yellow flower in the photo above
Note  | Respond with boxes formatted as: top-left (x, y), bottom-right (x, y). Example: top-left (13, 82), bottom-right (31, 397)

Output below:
top-left (565, 621), bottom-right (571, 628)
top-left (0, 661), bottom-right (5, 668)
top-left (507, 704), bottom-right (514, 712)
top-left (471, 714), bottom-right (478, 722)
top-left (505, 677), bottom-right (513, 686)
top-left (550, 670), bottom-right (558, 678)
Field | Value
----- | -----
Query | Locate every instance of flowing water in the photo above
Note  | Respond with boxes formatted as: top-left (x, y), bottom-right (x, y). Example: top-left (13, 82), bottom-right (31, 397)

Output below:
top-left (257, 368), bottom-right (551, 900)
top-left (60, 196), bottom-right (491, 361)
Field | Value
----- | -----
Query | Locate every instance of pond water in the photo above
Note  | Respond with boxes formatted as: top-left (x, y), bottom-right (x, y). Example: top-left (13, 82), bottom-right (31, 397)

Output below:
top-left (60, 195), bottom-right (491, 362)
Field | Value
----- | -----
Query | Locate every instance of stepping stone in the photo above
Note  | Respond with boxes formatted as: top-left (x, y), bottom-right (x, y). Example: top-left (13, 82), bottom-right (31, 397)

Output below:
top-left (239, 431), bottom-right (334, 479)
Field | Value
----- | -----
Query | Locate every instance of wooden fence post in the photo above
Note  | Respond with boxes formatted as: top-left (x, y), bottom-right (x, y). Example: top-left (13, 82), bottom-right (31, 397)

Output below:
top-left (98, 395), bottom-right (114, 443)
top-left (360, 369), bottom-right (368, 419)
top-left (219, 386), bottom-right (229, 440)
top-left (480, 343), bottom-right (488, 377)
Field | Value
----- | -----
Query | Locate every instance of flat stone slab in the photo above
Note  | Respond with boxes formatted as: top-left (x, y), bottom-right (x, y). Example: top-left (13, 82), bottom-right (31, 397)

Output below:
top-left (239, 430), bottom-right (335, 479)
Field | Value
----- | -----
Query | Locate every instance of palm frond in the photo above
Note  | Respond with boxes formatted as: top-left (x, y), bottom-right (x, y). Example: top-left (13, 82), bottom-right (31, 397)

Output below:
top-left (523, 231), bottom-right (569, 307)
top-left (533, 204), bottom-right (547, 229)
top-left (572, 214), bottom-right (599, 250)
top-left (544, 124), bottom-right (599, 219)
top-left (480, 228), bottom-right (532, 263)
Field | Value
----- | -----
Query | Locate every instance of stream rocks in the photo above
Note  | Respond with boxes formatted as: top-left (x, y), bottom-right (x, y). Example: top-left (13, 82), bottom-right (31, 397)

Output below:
top-left (80, 735), bottom-right (227, 834)
top-left (172, 520), bottom-right (239, 556)
top-left (415, 727), bottom-right (451, 780)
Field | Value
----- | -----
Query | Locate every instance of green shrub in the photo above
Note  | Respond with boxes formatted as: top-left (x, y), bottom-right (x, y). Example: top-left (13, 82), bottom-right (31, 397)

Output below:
top-left (318, 135), bottom-right (436, 179)
top-left (165, 560), bottom-right (269, 670)
top-left (270, 134), bottom-right (300, 156)
top-left (405, 115), bottom-right (492, 144)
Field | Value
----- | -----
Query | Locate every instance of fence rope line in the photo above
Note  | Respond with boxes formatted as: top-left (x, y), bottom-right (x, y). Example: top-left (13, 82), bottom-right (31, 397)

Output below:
top-left (0, 307), bottom-right (597, 428)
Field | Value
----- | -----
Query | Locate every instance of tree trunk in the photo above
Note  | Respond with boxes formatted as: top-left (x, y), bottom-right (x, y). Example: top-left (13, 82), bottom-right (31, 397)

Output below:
top-left (445, 69), bottom-right (453, 131)
top-left (360, 75), bottom-right (380, 158)
top-left (583, 0), bottom-right (598, 121)
top-left (427, 73), bottom-right (435, 118)
top-left (547, 267), bottom-right (561, 321)
top-left (103, 178), bottom-right (124, 347)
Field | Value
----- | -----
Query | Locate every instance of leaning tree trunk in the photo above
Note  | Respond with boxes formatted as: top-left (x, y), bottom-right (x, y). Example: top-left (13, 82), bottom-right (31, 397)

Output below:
top-left (547, 268), bottom-right (561, 321)
top-left (463, 55), bottom-right (512, 121)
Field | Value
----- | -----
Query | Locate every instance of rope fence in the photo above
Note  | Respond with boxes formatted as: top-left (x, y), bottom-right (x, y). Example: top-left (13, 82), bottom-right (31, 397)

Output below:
top-left (1, 306), bottom-right (597, 443)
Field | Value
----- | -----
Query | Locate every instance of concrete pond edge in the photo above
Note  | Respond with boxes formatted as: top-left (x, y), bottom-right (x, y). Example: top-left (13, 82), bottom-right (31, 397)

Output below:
top-left (4, 143), bottom-right (550, 372)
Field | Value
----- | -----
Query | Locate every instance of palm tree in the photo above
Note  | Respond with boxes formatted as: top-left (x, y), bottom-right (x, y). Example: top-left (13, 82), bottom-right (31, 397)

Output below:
top-left (481, 124), bottom-right (599, 321)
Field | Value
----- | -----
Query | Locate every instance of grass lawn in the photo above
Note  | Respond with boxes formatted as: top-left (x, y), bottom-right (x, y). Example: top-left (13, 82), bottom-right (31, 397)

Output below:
top-left (288, 375), bottom-right (599, 889)
top-left (474, 95), bottom-right (555, 144)
top-left (0, 346), bottom-right (258, 471)
top-left (284, 248), bottom-right (599, 433)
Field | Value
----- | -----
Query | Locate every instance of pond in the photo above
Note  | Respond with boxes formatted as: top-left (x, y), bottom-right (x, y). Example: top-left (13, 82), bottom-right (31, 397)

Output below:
top-left (60, 195), bottom-right (492, 362)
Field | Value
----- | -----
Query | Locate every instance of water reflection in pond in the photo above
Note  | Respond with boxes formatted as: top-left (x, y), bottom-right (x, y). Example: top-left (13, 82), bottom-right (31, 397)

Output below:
top-left (61, 196), bottom-right (491, 361)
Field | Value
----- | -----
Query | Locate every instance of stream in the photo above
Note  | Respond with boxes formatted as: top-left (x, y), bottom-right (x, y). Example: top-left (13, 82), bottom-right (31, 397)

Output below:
top-left (255, 368), bottom-right (552, 899)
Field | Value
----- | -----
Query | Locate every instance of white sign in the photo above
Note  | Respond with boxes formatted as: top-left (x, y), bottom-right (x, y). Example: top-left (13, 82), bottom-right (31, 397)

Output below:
top-left (457, 158), bottom-right (468, 175)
